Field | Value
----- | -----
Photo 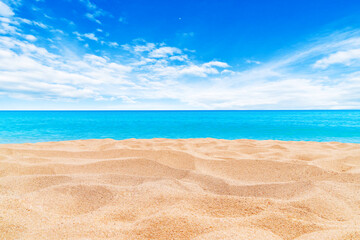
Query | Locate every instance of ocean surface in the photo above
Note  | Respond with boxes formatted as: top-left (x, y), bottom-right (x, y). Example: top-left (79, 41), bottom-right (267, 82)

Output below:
top-left (0, 110), bottom-right (359, 144)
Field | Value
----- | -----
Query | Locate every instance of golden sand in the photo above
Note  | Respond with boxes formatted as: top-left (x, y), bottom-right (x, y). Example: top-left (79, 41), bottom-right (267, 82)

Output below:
top-left (0, 138), bottom-right (359, 239)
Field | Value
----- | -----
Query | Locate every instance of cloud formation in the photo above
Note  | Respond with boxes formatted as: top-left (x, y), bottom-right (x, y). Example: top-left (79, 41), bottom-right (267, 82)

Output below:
top-left (314, 49), bottom-right (360, 69)
top-left (73, 31), bottom-right (98, 41)
top-left (0, 1), bottom-right (14, 17)
top-left (80, 0), bottom-right (111, 24)
top-left (0, 2), bottom-right (360, 109)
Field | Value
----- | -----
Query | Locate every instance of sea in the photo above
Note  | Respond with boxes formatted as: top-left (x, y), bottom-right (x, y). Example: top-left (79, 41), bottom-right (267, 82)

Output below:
top-left (0, 110), bottom-right (359, 144)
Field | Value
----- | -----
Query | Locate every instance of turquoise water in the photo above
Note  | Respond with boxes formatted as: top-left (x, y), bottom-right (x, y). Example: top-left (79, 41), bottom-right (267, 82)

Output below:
top-left (0, 110), bottom-right (359, 144)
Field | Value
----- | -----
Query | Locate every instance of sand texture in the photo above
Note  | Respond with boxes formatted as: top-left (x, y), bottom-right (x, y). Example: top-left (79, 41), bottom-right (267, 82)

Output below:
top-left (0, 138), bottom-right (360, 239)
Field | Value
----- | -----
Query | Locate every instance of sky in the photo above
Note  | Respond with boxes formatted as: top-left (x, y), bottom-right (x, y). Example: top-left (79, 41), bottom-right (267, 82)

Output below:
top-left (0, 0), bottom-right (360, 110)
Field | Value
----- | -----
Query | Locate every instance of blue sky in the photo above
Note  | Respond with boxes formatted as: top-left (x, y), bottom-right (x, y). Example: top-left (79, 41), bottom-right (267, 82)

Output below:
top-left (0, 0), bottom-right (360, 109)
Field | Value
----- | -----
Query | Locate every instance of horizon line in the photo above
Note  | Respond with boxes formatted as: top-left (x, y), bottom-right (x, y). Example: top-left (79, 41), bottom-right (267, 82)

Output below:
top-left (1, 109), bottom-right (360, 111)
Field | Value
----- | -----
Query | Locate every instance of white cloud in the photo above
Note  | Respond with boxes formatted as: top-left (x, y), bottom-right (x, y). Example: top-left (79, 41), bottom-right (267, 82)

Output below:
top-left (51, 29), bottom-right (64, 34)
top-left (80, 0), bottom-right (112, 24)
top-left (0, 36), bottom-right (132, 101)
top-left (172, 62), bottom-right (229, 77)
top-left (108, 42), bottom-right (118, 47)
top-left (34, 21), bottom-right (46, 28)
top-left (169, 55), bottom-right (188, 61)
top-left (314, 49), bottom-right (360, 69)
top-left (246, 59), bottom-right (261, 64)
top-left (83, 33), bottom-right (98, 41)
top-left (149, 46), bottom-right (182, 58)
top-left (73, 32), bottom-right (98, 41)
top-left (0, 22), bottom-right (17, 34)
top-left (179, 65), bottom-right (212, 77)
top-left (73, 31), bottom-right (83, 41)
top-left (85, 13), bottom-right (101, 24)
top-left (1, 19), bottom-right (360, 109)
top-left (17, 18), bottom-right (47, 28)
top-left (25, 34), bottom-right (36, 41)
top-left (80, 0), bottom-right (97, 10)
top-left (0, 16), bottom-right (10, 22)
top-left (0, 1), bottom-right (14, 17)
top-left (131, 42), bottom-right (155, 52)
top-left (203, 61), bottom-right (229, 68)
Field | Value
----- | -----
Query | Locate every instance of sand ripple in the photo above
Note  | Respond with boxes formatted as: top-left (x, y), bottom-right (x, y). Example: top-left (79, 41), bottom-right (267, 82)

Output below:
top-left (0, 138), bottom-right (359, 239)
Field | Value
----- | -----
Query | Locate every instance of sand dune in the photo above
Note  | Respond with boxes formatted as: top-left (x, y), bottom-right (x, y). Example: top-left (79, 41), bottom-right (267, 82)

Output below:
top-left (0, 138), bottom-right (359, 239)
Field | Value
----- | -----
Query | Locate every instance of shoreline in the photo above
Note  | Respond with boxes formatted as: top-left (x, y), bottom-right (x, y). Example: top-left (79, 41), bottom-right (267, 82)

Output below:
top-left (1, 138), bottom-right (359, 239)
top-left (2, 137), bottom-right (360, 145)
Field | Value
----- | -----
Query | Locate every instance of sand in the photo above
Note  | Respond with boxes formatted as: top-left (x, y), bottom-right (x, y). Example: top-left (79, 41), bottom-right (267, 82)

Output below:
top-left (0, 138), bottom-right (359, 240)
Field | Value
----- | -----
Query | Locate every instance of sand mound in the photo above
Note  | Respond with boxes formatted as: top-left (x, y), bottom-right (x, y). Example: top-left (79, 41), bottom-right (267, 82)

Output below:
top-left (0, 138), bottom-right (359, 239)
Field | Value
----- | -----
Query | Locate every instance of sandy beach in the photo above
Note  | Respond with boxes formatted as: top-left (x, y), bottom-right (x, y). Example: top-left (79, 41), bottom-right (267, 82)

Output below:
top-left (0, 138), bottom-right (359, 239)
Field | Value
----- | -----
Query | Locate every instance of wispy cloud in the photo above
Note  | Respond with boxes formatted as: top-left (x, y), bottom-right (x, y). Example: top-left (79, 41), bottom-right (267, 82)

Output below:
top-left (73, 31), bottom-right (98, 41)
top-left (0, 36), bottom-right (132, 101)
top-left (148, 46), bottom-right (182, 58)
top-left (83, 33), bottom-right (97, 41)
top-left (108, 42), bottom-right (118, 47)
top-left (0, 1), bottom-right (14, 17)
top-left (85, 13), bottom-right (101, 24)
top-left (15, 17), bottom-right (47, 28)
top-left (314, 49), bottom-right (360, 69)
top-left (0, 4), bottom-right (360, 109)
top-left (79, 0), bottom-right (112, 24)
top-left (246, 59), bottom-right (261, 64)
